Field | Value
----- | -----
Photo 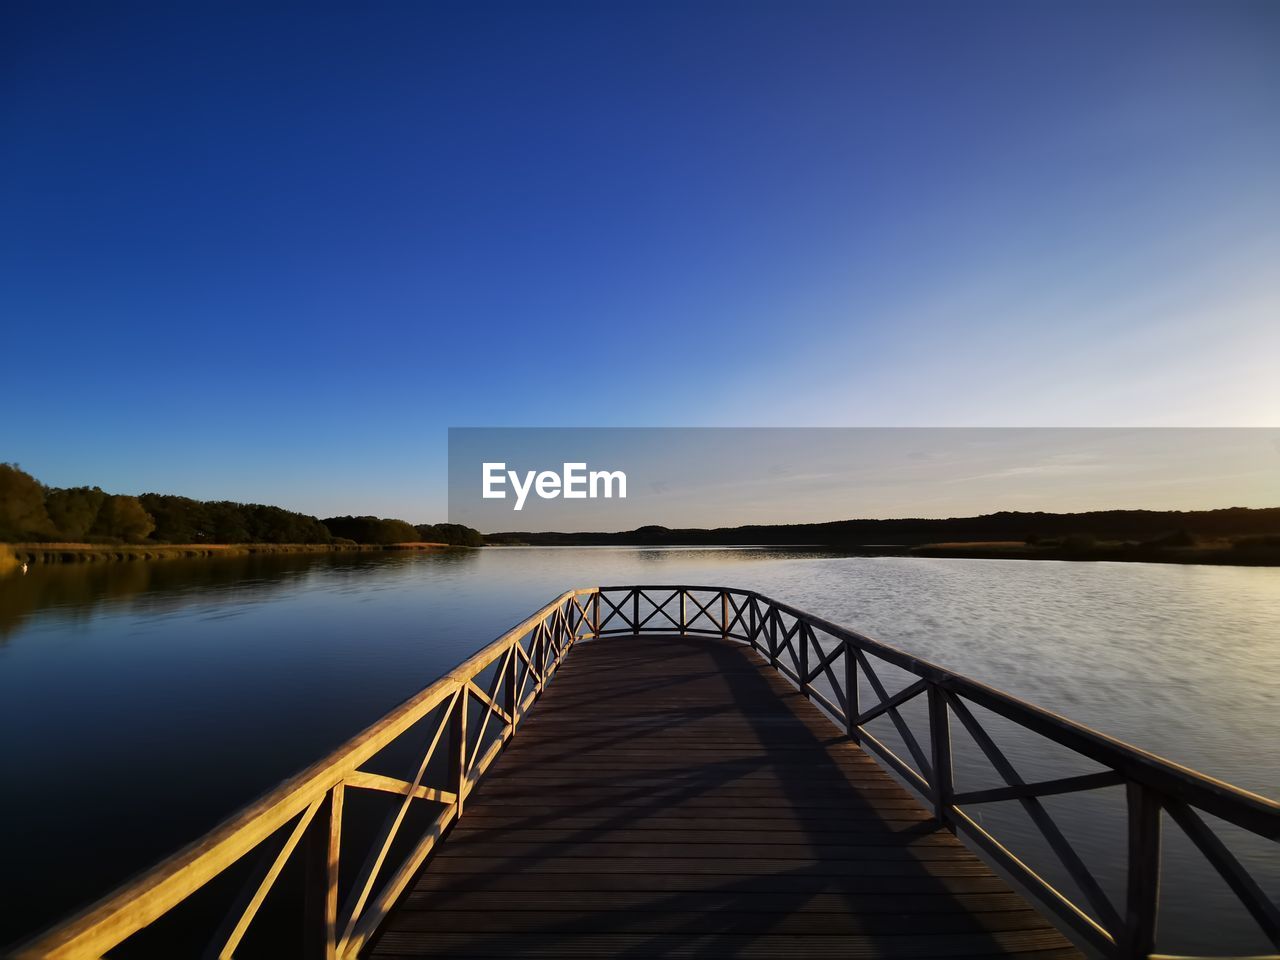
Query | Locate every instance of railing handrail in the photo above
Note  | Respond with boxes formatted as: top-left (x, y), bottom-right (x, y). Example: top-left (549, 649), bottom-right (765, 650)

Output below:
top-left (13, 584), bottom-right (1277, 960)
top-left (598, 584), bottom-right (1276, 829)
top-left (13, 587), bottom-right (599, 960)
top-left (702, 586), bottom-right (1277, 835)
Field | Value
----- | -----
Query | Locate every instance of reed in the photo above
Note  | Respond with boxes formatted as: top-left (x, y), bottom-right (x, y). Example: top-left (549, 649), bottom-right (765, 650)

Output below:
top-left (6, 541), bottom-right (453, 565)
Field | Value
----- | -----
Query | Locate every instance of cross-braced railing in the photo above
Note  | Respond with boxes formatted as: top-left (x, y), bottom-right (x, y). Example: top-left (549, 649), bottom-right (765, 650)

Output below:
top-left (595, 585), bottom-right (1280, 960)
top-left (13, 589), bottom-right (601, 960)
top-left (14, 585), bottom-right (1278, 960)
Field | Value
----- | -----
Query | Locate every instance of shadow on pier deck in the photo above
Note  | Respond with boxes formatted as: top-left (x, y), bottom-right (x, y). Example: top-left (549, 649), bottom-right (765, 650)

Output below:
top-left (370, 635), bottom-right (1076, 959)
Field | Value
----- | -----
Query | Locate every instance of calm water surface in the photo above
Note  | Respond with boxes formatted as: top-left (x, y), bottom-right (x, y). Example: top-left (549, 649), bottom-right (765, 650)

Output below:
top-left (1, 548), bottom-right (1276, 953)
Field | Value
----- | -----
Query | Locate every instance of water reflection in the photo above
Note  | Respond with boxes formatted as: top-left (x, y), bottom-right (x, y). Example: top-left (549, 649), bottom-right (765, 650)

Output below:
top-left (0, 549), bottom-right (486, 639)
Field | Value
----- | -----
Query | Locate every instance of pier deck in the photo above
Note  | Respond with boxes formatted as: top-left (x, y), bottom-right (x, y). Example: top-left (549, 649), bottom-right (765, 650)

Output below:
top-left (369, 635), bottom-right (1078, 958)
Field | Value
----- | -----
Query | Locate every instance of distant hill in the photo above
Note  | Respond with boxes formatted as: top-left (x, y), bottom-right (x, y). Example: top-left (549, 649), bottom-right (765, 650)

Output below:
top-left (486, 507), bottom-right (1280, 547)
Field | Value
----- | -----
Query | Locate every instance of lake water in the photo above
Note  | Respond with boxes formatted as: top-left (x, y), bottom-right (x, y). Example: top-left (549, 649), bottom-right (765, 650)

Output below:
top-left (1, 547), bottom-right (1276, 954)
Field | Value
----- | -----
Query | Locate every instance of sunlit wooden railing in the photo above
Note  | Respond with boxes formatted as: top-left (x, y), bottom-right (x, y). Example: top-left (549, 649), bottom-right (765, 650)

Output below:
top-left (14, 585), bottom-right (1278, 959)
top-left (13, 588), bottom-right (601, 960)
top-left (594, 586), bottom-right (1280, 960)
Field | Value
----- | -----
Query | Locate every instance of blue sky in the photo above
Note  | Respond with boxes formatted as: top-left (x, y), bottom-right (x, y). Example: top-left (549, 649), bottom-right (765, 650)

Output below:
top-left (3, 1), bottom-right (1278, 521)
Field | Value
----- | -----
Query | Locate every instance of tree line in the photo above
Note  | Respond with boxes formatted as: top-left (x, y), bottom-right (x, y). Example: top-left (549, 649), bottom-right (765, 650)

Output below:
top-left (0, 464), bottom-right (482, 546)
top-left (321, 516), bottom-right (484, 547)
top-left (488, 507), bottom-right (1280, 547)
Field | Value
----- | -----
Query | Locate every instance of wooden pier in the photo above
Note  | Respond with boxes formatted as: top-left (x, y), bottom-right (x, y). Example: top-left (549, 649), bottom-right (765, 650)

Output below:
top-left (370, 634), bottom-right (1075, 958)
top-left (13, 587), bottom-right (1279, 960)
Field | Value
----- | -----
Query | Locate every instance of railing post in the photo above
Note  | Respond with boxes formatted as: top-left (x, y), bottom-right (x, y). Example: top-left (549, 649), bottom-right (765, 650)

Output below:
top-left (927, 684), bottom-right (953, 827)
top-left (592, 590), bottom-right (601, 638)
top-left (799, 625), bottom-right (810, 698)
top-left (303, 791), bottom-right (334, 959)
top-left (323, 783), bottom-right (343, 960)
top-left (1121, 783), bottom-right (1161, 957)
top-left (504, 644), bottom-right (518, 741)
top-left (844, 641), bottom-right (860, 744)
top-left (768, 608), bottom-right (779, 667)
top-left (680, 589), bottom-right (687, 636)
top-left (748, 597), bottom-right (758, 648)
top-left (632, 589), bottom-right (640, 636)
top-left (721, 591), bottom-right (729, 641)
top-left (449, 685), bottom-right (468, 817)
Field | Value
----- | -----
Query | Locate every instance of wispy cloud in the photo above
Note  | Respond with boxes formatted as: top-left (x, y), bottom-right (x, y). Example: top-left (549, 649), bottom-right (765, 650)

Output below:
top-left (943, 453), bottom-right (1110, 485)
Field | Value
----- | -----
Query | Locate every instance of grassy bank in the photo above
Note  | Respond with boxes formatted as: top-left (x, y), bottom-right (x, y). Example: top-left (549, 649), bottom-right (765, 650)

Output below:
top-left (6, 541), bottom-right (454, 566)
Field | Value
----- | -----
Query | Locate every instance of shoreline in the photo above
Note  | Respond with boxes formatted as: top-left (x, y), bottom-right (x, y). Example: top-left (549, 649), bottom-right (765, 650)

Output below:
top-left (5, 540), bottom-right (1277, 569)
top-left (900, 541), bottom-right (1279, 567)
top-left (4, 541), bottom-right (456, 566)
top-left (484, 540), bottom-right (1280, 567)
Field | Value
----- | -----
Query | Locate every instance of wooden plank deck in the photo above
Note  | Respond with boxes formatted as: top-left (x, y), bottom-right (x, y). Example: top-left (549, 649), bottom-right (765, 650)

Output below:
top-left (370, 634), bottom-right (1079, 959)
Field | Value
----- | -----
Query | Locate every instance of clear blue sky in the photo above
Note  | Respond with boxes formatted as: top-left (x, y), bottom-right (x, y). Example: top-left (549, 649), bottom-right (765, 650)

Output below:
top-left (4, 1), bottom-right (1277, 521)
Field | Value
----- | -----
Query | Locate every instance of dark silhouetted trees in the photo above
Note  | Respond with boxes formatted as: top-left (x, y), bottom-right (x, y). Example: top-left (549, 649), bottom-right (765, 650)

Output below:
top-left (45, 486), bottom-right (107, 540)
top-left (489, 507), bottom-right (1280, 546)
top-left (137, 494), bottom-right (333, 544)
top-left (415, 523), bottom-right (485, 547)
top-left (240, 503), bottom-right (334, 543)
top-left (322, 516), bottom-right (420, 544)
top-left (0, 466), bottom-right (486, 547)
top-left (91, 495), bottom-right (156, 542)
top-left (1, 466), bottom-right (162, 542)
top-left (321, 517), bottom-right (484, 546)
top-left (0, 464), bottom-right (56, 540)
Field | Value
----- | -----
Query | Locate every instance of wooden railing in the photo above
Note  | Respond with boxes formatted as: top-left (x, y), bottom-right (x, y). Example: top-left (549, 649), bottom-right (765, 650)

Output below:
top-left (13, 588), bottom-right (601, 960)
top-left (13, 585), bottom-right (1278, 959)
top-left (594, 586), bottom-right (1280, 960)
